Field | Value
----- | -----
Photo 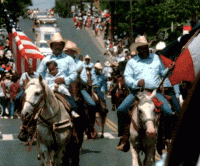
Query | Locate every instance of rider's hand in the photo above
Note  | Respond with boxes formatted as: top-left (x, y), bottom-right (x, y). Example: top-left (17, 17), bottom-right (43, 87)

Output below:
top-left (137, 79), bottom-right (145, 87)
top-left (55, 78), bottom-right (65, 85)
top-left (168, 63), bottom-right (175, 71)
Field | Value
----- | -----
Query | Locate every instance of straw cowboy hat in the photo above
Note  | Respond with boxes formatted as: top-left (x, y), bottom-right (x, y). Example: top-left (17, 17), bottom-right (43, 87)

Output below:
top-left (63, 40), bottom-right (81, 55)
top-left (94, 62), bottom-right (103, 69)
top-left (49, 32), bottom-right (65, 48)
top-left (84, 55), bottom-right (91, 60)
top-left (130, 35), bottom-right (149, 55)
top-left (104, 61), bottom-right (111, 67)
top-left (155, 41), bottom-right (166, 51)
top-left (112, 61), bottom-right (119, 67)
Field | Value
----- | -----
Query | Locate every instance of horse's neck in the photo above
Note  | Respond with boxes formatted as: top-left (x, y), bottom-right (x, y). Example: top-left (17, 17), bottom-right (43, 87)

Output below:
top-left (132, 106), bottom-right (141, 129)
top-left (44, 85), bottom-right (60, 116)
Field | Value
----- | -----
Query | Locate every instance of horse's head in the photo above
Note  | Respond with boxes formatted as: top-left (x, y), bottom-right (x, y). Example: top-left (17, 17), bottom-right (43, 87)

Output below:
top-left (21, 75), bottom-right (45, 118)
top-left (136, 90), bottom-right (157, 138)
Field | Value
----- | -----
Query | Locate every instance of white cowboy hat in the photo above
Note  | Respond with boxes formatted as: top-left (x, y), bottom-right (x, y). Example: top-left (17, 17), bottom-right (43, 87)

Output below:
top-left (63, 40), bottom-right (81, 55)
top-left (104, 61), bottom-right (111, 67)
top-left (49, 32), bottom-right (65, 48)
top-left (130, 36), bottom-right (149, 55)
top-left (94, 62), bottom-right (103, 69)
top-left (155, 41), bottom-right (166, 51)
top-left (84, 55), bottom-right (91, 60)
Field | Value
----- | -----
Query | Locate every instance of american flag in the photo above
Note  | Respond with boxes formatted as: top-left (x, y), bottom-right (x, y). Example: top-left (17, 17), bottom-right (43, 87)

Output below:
top-left (2, 4), bottom-right (44, 74)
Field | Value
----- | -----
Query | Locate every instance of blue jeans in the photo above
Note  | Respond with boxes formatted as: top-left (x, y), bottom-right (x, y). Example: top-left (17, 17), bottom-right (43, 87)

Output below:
top-left (16, 89), bottom-right (24, 100)
top-left (9, 101), bottom-right (15, 117)
top-left (117, 90), bottom-right (174, 136)
top-left (81, 90), bottom-right (96, 107)
top-left (94, 87), bottom-right (106, 105)
top-left (66, 95), bottom-right (78, 112)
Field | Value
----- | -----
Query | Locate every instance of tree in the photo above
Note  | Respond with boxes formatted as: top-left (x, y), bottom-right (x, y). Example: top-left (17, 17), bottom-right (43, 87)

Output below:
top-left (54, 0), bottom-right (74, 18)
top-left (0, 0), bottom-right (32, 26)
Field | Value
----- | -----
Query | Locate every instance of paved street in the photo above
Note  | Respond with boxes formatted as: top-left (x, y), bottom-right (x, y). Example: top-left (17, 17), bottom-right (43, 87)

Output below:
top-left (0, 17), bottom-right (133, 165)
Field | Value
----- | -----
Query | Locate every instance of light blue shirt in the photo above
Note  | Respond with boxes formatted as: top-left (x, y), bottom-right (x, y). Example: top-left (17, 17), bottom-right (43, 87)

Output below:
top-left (91, 68), bottom-right (107, 93)
top-left (74, 58), bottom-right (83, 72)
top-left (19, 72), bottom-right (40, 88)
top-left (36, 53), bottom-right (77, 86)
top-left (124, 53), bottom-right (169, 89)
top-left (83, 62), bottom-right (94, 69)
top-left (102, 66), bottom-right (113, 78)
top-left (45, 70), bottom-right (68, 89)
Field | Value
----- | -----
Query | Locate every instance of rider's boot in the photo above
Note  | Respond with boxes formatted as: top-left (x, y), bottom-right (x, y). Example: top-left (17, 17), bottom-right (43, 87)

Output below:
top-left (115, 122), bottom-right (130, 152)
top-left (71, 110), bottom-right (80, 118)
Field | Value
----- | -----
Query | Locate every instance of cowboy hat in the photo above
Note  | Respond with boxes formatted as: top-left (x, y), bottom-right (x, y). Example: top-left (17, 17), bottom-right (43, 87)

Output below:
top-left (63, 40), bottom-right (81, 55)
top-left (49, 32), bottom-right (65, 48)
top-left (155, 41), bottom-right (166, 51)
top-left (84, 55), bottom-right (91, 60)
top-left (104, 61), bottom-right (111, 67)
top-left (112, 61), bottom-right (119, 67)
top-left (130, 36), bottom-right (149, 55)
top-left (94, 62), bottom-right (103, 69)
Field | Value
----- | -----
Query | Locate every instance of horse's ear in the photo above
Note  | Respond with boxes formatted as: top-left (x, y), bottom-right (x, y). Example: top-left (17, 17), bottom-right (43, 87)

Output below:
top-left (148, 89), bottom-right (157, 101)
top-left (39, 74), bottom-right (43, 83)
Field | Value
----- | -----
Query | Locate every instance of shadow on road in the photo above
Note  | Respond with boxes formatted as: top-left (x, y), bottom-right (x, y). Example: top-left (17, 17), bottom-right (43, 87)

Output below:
top-left (81, 148), bottom-right (101, 155)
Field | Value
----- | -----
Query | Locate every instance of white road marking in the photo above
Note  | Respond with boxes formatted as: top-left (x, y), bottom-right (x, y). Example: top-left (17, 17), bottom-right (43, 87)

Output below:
top-left (0, 134), bottom-right (18, 141)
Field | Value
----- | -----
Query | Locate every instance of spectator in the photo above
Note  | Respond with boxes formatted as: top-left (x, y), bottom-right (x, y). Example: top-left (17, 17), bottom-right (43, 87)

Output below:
top-left (9, 75), bottom-right (21, 119)
top-left (0, 73), bottom-right (7, 119)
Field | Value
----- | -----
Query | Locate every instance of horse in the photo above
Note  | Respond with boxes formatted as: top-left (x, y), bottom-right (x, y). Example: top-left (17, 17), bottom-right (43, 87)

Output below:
top-left (21, 75), bottom-right (80, 166)
top-left (129, 90), bottom-right (160, 166)
top-left (86, 68), bottom-right (108, 138)
top-left (110, 76), bottom-right (130, 111)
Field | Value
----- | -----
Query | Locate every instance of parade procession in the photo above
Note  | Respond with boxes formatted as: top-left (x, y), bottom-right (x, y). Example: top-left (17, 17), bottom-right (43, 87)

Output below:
top-left (0, 0), bottom-right (200, 165)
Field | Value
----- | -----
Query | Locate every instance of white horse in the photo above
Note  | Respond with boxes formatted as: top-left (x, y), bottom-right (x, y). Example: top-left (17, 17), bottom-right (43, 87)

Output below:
top-left (130, 90), bottom-right (159, 166)
top-left (21, 75), bottom-right (73, 166)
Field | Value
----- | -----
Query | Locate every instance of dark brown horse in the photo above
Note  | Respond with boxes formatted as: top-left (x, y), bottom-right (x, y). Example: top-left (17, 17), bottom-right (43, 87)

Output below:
top-left (110, 76), bottom-right (130, 111)
top-left (86, 68), bottom-right (108, 138)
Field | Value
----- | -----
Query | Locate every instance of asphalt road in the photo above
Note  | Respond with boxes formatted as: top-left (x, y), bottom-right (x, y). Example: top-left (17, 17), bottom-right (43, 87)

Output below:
top-left (0, 17), bottom-right (133, 166)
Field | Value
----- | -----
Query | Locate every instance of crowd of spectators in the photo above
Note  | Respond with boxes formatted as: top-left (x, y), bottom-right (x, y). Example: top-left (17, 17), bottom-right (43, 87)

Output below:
top-left (73, 9), bottom-right (131, 66)
top-left (0, 41), bottom-right (21, 119)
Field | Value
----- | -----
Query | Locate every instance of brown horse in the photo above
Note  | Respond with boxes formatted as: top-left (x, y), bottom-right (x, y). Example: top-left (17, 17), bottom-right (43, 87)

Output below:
top-left (86, 68), bottom-right (108, 138)
top-left (110, 76), bottom-right (130, 111)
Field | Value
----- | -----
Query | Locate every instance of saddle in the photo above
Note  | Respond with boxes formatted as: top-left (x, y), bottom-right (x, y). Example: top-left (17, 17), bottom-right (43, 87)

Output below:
top-left (54, 92), bottom-right (71, 112)
top-left (53, 92), bottom-right (72, 133)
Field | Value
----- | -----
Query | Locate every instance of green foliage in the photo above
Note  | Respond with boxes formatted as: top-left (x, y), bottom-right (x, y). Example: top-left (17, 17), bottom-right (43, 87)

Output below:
top-left (54, 0), bottom-right (74, 18)
top-left (0, 0), bottom-right (32, 26)
top-left (100, 0), bottom-right (200, 39)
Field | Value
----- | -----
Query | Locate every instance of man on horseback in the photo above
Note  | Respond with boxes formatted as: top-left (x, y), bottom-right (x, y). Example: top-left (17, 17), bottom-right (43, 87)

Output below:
top-left (36, 32), bottom-right (78, 115)
top-left (116, 40), bottom-right (175, 151)
top-left (91, 62), bottom-right (108, 113)
top-left (63, 40), bottom-right (96, 109)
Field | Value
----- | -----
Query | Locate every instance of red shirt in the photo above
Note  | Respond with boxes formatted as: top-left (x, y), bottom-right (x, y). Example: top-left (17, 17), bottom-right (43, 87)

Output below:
top-left (9, 82), bottom-right (21, 100)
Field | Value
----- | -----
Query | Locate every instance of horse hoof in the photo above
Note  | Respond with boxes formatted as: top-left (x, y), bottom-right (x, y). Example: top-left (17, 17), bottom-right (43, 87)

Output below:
top-left (100, 134), bottom-right (104, 138)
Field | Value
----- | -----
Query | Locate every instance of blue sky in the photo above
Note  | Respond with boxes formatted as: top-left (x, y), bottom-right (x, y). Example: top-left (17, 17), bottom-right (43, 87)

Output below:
top-left (29, 0), bottom-right (55, 10)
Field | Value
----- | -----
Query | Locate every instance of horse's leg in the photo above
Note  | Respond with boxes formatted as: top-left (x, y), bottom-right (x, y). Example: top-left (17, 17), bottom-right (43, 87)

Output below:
top-left (38, 143), bottom-right (50, 166)
top-left (144, 144), bottom-right (156, 166)
top-left (130, 143), bottom-right (140, 166)
top-left (100, 114), bottom-right (106, 138)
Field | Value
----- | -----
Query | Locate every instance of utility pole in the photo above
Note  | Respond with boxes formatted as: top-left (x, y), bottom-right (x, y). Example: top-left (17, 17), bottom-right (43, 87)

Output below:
top-left (90, 0), bottom-right (93, 15)
top-left (130, 0), bottom-right (133, 43)
top-left (80, 0), bottom-right (83, 13)
top-left (110, 0), bottom-right (115, 41)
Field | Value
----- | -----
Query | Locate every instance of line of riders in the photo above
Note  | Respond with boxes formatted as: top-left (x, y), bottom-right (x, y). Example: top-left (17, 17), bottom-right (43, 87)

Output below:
top-left (18, 32), bottom-right (188, 157)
